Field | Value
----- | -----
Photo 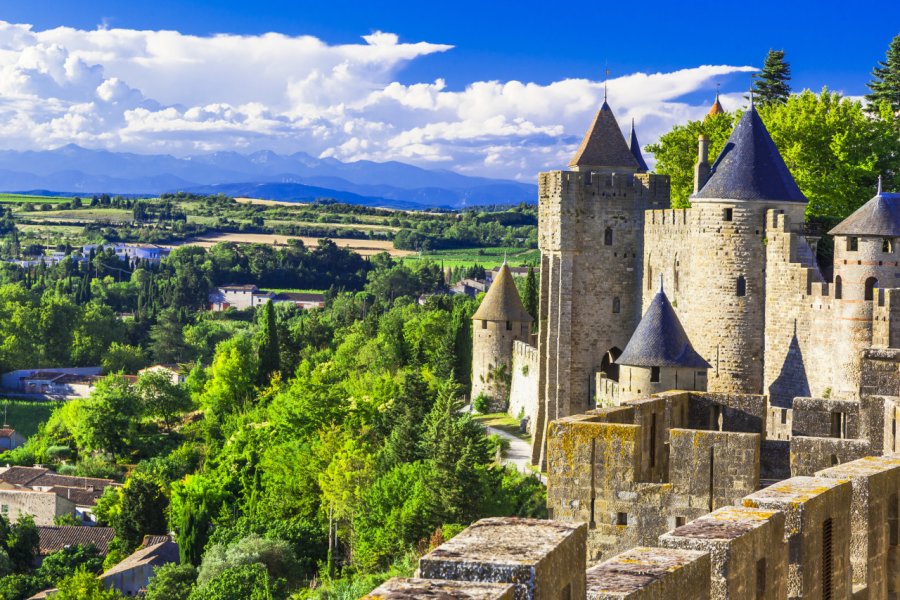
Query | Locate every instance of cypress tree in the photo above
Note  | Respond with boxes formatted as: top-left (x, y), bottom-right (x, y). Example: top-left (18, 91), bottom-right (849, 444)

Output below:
top-left (866, 33), bottom-right (900, 114)
top-left (256, 301), bottom-right (280, 385)
top-left (752, 49), bottom-right (792, 104)
top-left (524, 266), bottom-right (538, 326)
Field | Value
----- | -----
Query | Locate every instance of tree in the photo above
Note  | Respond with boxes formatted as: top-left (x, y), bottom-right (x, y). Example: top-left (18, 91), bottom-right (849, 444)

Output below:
top-left (866, 33), bottom-right (900, 115)
top-left (53, 568), bottom-right (123, 600)
top-left (644, 111), bottom-right (735, 207)
top-left (145, 563), bottom-right (197, 600)
top-left (80, 374), bottom-right (142, 457)
top-left (178, 494), bottom-right (212, 567)
top-left (36, 544), bottom-right (104, 586)
top-left (256, 301), bottom-right (280, 386)
top-left (188, 563), bottom-right (274, 600)
top-left (752, 49), bottom-right (792, 105)
top-left (137, 370), bottom-right (192, 432)
top-left (149, 308), bottom-right (191, 364)
top-left (196, 535), bottom-right (299, 589)
top-left (199, 335), bottom-right (258, 416)
top-left (101, 342), bottom-right (148, 374)
top-left (524, 266), bottom-right (538, 324)
top-left (112, 475), bottom-right (169, 552)
top-left (6, 515), bottom-right (39, 573)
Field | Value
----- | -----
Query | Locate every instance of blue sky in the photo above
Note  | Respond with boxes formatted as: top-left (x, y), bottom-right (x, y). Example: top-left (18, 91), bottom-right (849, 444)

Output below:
top-left (0, 1), bottom-right (896, 179)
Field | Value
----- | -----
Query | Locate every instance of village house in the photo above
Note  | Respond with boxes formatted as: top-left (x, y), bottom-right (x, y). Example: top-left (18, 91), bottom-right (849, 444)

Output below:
top-left (0, 466), bottom-right (119, 525)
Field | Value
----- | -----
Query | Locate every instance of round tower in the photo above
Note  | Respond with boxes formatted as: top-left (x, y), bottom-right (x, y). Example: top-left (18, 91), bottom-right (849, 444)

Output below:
top-left (681, 103), bottom-right (807, 395)
top-left (828, 179), bottom-right (900, 396)
top-left (471, 263), bottom-right (533, 409)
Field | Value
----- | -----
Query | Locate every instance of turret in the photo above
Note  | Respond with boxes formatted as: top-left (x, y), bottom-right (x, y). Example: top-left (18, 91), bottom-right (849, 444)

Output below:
top-left (629, 119), bottom-right (650, 173)
top-left (471, 262), bottom-right (532, 409)
top-left (612, 278), bottom-right (709, 403)
top-left (569, 102), bottom-right (641, 174)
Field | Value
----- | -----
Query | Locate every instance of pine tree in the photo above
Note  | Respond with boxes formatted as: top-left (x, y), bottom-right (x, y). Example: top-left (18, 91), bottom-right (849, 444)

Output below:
top-left (256, 301), bottom-right (280, 385)
top-left (752, 50), bottom-right (792, 104)
top-left (524, 266), bottom-right (538, 326)
top-left (866, 33), bottom-right (900, 114)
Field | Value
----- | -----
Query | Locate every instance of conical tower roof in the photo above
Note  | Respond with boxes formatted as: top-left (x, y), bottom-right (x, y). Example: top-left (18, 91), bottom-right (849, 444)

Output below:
top-left (692, 104), bottom-right (805, 203)
top-left (707, 95), bottom-right (725, 117)
top-left (473, 262), bottom-right (533, 323)
top-left (829, 179), bottom-right (900, 237)
top-left (569, 101), bottom-right (641, 171)
top-left (629, 119), bottom-right (649, 172)
top-left (616, 281), bottom-right (710, 369)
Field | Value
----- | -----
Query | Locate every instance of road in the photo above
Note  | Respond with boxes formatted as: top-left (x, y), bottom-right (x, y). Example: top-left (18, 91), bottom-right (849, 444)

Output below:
top-left (485, 425), bottom-right (546, 484)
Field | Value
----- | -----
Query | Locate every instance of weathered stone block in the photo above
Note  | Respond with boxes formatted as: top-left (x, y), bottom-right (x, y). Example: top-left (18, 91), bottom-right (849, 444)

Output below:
top-left (362, 577), bottom-right (516, 599)
top-left (585, 546), bottom-right (710, 599)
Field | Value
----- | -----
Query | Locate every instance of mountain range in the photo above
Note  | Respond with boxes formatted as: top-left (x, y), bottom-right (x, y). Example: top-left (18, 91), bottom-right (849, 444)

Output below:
top-left (0, 145), bottom-right (538, 210)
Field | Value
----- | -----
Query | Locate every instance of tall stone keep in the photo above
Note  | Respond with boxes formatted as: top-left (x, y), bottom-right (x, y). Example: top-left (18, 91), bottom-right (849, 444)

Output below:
top-left (532, 102), bottom-right (669, 465)
top-left (471, 262), bottom-right (532, 408)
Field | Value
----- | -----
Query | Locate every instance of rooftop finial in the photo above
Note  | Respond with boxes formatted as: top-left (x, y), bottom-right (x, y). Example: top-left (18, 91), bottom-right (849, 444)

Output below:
top-left (749, 87), bottom-right (754, 109)
top-left (716, 82), bottom-right (720, 101)
top-left (503, 250), bottom-right (508, 265)
top-left (658, 274), bottom-right (664, 293)
top-left (604, 61), bottom-right (610, 102)
top-left (878, 174), bottom-right (883, 195)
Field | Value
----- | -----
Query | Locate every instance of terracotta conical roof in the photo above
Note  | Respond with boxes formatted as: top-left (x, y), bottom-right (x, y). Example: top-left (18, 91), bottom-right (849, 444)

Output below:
top-left (472, 263), bottom-right (533, 323)
top-left (569, 102), bottom-right (641, 171)
top-left (616, 281), bottom-right (710, 369)
top-left (629, 119), bottom-right (649, 172)
top-left (692, 104), bottom-right (806, 203)
top-left (829, 179), bottom-right (900, 237)
top-left (707, 95), bottom-right (725, 117)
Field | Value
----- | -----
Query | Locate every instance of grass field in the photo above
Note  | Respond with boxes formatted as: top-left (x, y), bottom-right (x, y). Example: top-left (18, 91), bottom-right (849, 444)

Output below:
top-left (0, 193), bottom-right (71, 205)
top-left (473, 412), bottom-right (530, 442)
top-left (406, 246), bottom-right (539, 269)
top-left (0, 399), bottom-right (59, 438)
top-left (21, 208), bottom-right (131, 222)
top-left (175, 232), bottom-right (415, 256)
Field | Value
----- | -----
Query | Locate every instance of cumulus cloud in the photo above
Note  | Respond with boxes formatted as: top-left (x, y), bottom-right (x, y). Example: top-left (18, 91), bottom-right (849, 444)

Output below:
top-left (0, 19), bottom-right (757, 180)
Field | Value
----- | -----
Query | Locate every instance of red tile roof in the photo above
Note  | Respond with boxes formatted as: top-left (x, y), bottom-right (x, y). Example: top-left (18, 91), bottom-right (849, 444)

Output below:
top-left (38, 526), bottom-right (116, 556)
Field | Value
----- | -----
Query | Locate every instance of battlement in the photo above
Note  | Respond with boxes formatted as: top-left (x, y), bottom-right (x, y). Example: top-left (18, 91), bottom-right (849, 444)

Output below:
top-left (645, 208), bottom-right (692, 230)
top-left (873, 287), bottom-right (900, 349)
top-left (512, 340), bottom-right (538, 363)
top-left (538, 170), bottom-right (670, 206)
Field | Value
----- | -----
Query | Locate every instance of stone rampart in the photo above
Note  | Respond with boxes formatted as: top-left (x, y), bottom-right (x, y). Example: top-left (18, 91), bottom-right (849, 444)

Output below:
top-left (508, 341), bottom-right (539, 432)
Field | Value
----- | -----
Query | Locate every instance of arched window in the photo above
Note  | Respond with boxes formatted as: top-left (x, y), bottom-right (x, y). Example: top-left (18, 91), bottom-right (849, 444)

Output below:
top-left (612, 297), bottom-right (621, 314)
top-left (736, 275), bottom-right (746, 297)
top-left (865, 277), bottom-right (879, 301)
top-left (674, 256), bottom-right (680, 292)
top-left (604, 227), bottom-right (613, 246)
top-left (647, 264), bottom-right (653, 290)
top-left (834, 276), bottom-right (842, 299)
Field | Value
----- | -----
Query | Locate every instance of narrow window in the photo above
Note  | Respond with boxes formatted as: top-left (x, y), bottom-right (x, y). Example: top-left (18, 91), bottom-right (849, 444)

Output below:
top-left (675, 516), bottom-right (686, 527)
top-left (723, 208), bottom-right (733, 221)
top-left (736, 275), bottom-right (747, 297)
top-left (649, 413), bottom-right (657, 469)
top-left (756, 558), bottom-right (767, 599)
top-left (481, 320), bottom-right (487, 329)
top-left (506, 321), bottom-right (512, 331)
top-left (848, 237), bottom-right (859, 252)
top-left (647, 265), bottom-right (653, 290)
top-left (823, 519), bottom-right (833, 600)
top-left (781, 408), bottom-right (788, 425)
top-left (612, 297), bottom-right (620, 314)
top-left (604, 227), bottom-right (613, 246)
top-left (831, 454), bottom-right (838, 466)
top-left (884, 239), bottom-right (894, 253)
top-left (835, 276), bottom-right (842, 300)
top-left (674, 259), bottom-right (680, 291)
top-left (560, 584), bottom-right (572, 600)
top-left (650, 366), bottom-right (660, 383)
top-left (865, 277), bottom-right (879, 301)
top-left (830, 412), bottom-right (845, 438)
top-left (616, 512), bottom-right (628, 526)
top-left (708, 447), bottom-right (715, 511)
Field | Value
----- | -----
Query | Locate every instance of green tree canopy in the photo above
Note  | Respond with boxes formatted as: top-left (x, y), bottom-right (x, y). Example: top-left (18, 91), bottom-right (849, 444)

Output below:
top-left (112, 474), bottom-right (169, 552)
top-left (752, 49), bottom-right (792, 104)
top-left (866, 33), bottom-right (900, 115)
top-left (145, 563), bottom-right (197, 600)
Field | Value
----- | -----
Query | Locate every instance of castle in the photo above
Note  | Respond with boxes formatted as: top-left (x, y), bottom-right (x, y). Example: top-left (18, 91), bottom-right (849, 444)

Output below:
top-left (434, 97), bottom-right (900, 599)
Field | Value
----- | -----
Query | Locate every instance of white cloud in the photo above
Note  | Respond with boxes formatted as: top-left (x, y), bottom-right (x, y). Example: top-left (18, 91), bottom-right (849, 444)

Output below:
top-left (0, 19), bottom-right (758, 180)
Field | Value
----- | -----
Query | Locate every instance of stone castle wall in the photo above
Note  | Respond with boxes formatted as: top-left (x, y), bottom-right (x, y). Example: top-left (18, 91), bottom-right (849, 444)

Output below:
top-left (508, 341), bottom-right (539, 431)
top-left (533, 170), bottom-right (669, 465)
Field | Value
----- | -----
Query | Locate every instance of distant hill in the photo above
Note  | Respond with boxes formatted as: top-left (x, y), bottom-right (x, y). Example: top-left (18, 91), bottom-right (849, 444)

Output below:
top-left (0, 145), bottom-right (538, 209)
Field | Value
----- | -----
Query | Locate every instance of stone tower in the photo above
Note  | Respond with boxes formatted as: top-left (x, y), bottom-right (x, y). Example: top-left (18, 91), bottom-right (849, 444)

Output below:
top-left (677, 103), bottom-right (807, 394)
top-left (532, 102), bottom-right (669, 465)
top-left (471, 262), bottom-right (532, 408)
top-left (828, 181), bottom-right (900, 397)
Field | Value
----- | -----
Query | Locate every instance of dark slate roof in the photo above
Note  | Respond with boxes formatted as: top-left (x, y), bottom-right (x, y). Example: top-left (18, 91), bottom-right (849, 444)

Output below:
top-left (472, 263), bottom-right (532, 323)
top-left (692, 105), bottom-right (806, 203)
top-left (829, 191), bottom-right (900, 237)
top-left (616, 284), bottom-right (710, 369)
top-left (569, 102), bottom-right (641, 171)
top-left (629, 120), bottom-right (649, 172)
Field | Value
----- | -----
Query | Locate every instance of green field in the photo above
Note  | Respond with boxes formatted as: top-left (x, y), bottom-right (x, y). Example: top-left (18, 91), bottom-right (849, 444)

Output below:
top-left (0, 399), bottom-right (58, 438)
top-left (21, 208), bottom-right (132, 222)
top-left (407, 246), bottom-right (539, 269)
top-left (0, 193), bottom-right (70, 204)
